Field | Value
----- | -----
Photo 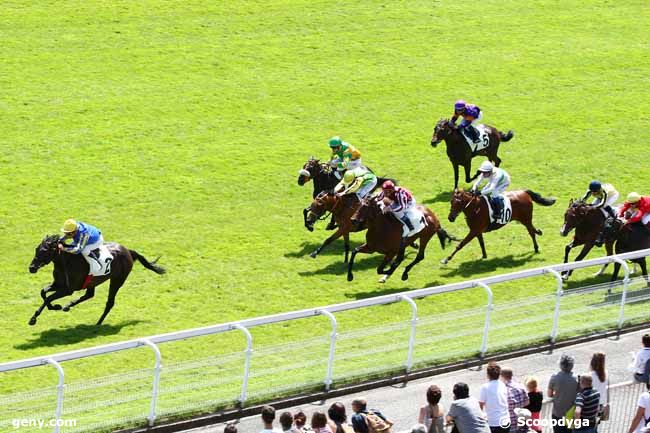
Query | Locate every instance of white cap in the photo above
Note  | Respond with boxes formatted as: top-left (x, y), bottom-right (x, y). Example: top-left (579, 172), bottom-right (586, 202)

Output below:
top-left (479, 161), bottom-right (494, 172)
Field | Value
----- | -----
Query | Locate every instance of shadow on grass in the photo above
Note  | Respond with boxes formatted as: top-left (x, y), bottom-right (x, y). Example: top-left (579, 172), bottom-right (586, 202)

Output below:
top-left (298, 255), bottom-right (382, 276)
top-left (440, 252), bottom-right (541, 278)
top-left (284, 240), bottom-right (360, 259)
top-left (422, 190), bottom-right (453, 205)
top-left (348, 280), bottom-right (446, 300)
top-left (16, 320), bottom-right (145, 350)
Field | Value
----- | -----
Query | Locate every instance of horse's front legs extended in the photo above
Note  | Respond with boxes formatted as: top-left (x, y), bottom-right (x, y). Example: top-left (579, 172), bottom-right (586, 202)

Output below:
top-left (29, 289), bottom-right (72, 325)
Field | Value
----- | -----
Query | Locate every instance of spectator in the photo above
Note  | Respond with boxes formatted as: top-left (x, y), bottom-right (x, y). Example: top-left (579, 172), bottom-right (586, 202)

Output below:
top-left (590, 352), bottom-right (609, 421)
top-left (500, 367), bottom-right (529, 432)
top-left (225, 423), bottom-right (238, 433)
top-left (627, 387), bottom-right (650, 433)
top-left (350, 398), bottom-right (393, 433)
top-left (418, 384), bottom-right (445, 433)
top-left (479, 362), bottom-right (510, 432)
top-left (410, 424), bottom-right (427, 433)
top-left (573, 375), bottom-right (600, 433)
top-left (295, 410), bottom-right (312, 432)
top-left (524, 376), bottom-right (543, 433)
top-left (446, 382), bottom-right (491, 433)
top-left (547, 354), bottom-right (578, 433)
top-left (632, 334), bottom-right (650, 383)
top-left (261, 405), bottom-right (280, 433)
top-left (280, 411), bottom-right (301, 433)
top-left (328, 402), bottom-right (353, 433)
top-left (312, 411), bottom-right (333, 433)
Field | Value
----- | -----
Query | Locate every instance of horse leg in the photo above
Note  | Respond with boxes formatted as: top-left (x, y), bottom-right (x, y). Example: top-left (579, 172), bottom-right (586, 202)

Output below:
top-left (96, 278), bottom-right (126, 325)
top-left (562, 241), bottom-right (574, 280)
top-left (637, 258), bottom-right (649, 287)
top-left (401, 236), bottom-right (431, 281)
top-left (29, 289), bottom-right (71, 326)
top-left (594, 241), bottom-right (614, 277)
top-left (608, 261), bottom-right (622, 295)
top-left (453, 163), bottom-right (460, 190)
top-left (310, 227), bottom-right (346, 259)
top-left (492, 154), bottom-right (502, 167)
top-left (343, 233), bottom-right (350, 264)
top-left (463, 162), bottom-right (475, 183)
top-left (523, 222), bottom-right (540, 253)
top-left (440, 231), bottom-right (478, 264)
top-left (347, 244), bottom-right (372, 282)
top-left (477, 233), bottom-right (487, 258)
top-left (63, 287), bottom-right (96, 312)
top-left (379, 241), bottom-right (408, 283)
top-left (377, 252), bottom-right (397, 274)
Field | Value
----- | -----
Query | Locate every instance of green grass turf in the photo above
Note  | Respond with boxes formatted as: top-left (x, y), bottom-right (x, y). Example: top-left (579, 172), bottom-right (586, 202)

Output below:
top-left (1, 0), bottom-right (648, 427)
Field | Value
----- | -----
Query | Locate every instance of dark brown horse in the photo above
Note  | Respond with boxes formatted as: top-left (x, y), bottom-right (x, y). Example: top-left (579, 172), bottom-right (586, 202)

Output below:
top-left (298, 158), bottom-right (340, 230)
top-left (305, 192), bottom-right (364, 262)
top-left (603, 218), bottom-right (650, 286)
top-left (28, 234), bottom-right (166, 326)
top-left (560, 200), bottom-right (614, 280)
top-left (347, 198), bottom-right (454, 282)
top-left (430, 118), bottom-right (514, 190)
top-left (441, 189), bottom-right (555, 264)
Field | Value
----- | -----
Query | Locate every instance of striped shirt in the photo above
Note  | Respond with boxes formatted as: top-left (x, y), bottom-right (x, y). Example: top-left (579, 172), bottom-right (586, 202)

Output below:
top-left (575, 387), bottom-right (600, 427)
top-left (504, 380), bottom-right (530, 432)
top-left (376, 187), bottom-right (414, 213)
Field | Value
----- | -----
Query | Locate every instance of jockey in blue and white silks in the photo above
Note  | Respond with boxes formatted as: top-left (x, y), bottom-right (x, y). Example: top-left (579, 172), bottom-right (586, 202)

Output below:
top-left (471, 161), bottom-right (511, 220)
top-left (60, 219), bottom-right (105, 276)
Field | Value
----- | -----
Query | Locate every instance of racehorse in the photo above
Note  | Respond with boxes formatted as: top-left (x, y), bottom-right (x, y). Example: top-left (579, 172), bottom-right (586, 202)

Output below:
top-left (305, 192), bottom-right (364, 263)
top-left (430, 118), bottom-right (514, 190)
top-left (602, 218), bottom-right (650, 286)
top-left (441, 189), bottom-right (555, 264)
top-left (347, 198), bottom-right (454, 282)
top-left (28, 234), bottom-right (166, 326)
top-left (560, 200), bottom-right (614, 280)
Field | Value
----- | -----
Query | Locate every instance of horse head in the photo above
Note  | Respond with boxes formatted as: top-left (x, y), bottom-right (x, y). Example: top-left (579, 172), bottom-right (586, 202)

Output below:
top-left (561, 200), bottom-right (602, 237)
top-left (351, 197), bottom-right (380, 229)
top-left (448, 189), bottom-right (475, 222)
top-left (29, 234), bottom-right (60, 273)
top-left (297, 157), bottom-right (320, 186)
top-left (305, 191), bottom-right (336, 229)
top-left (431, 118), bottom-right (452, 147)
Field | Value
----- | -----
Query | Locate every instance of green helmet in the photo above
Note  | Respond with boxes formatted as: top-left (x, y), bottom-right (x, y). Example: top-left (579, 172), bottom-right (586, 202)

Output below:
top-left (343, 170), bottom-right (356, 184)
top-left (328, 136), bottom-right (342, 148)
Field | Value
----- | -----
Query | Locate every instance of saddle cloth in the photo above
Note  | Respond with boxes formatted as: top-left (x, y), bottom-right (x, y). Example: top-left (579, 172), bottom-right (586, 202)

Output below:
top-left (484, 195), bottom-right (513, 225)
top-left (88, 245), bottom-right (114, 276)
top-left (402, 207), bottom-right (428, 238)
top-left (461, 124), bottom-right (490, 153)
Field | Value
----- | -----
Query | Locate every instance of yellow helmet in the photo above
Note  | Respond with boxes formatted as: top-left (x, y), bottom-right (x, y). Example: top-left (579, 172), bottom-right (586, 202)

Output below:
top-left (343, 170), bottom-right (356, 185)
top-left (627, 192), bottom-right (641, 204)
top-left (61, 218), bottom-right (78, 233)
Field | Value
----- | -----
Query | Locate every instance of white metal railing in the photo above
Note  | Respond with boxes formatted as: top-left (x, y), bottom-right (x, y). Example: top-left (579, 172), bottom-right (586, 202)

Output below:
top-left (1, 249), bottom-right (650, 432)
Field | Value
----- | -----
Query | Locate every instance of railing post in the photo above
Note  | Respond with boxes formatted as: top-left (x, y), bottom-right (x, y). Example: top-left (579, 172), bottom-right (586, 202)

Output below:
top-left (398, 295), bottom-right (418, 373)
top-left (546, 269), bottom-right (564, 346)
top-left (233, 324), bottom-right (253, 405)
top-left (476, 282), bottom-right (493, 360)
top-left (45, 359), bottom-right (64, 433)
top-left (613, 257), bottom-right (630, 332)
top-left (317, 309), bottom-right (338, 391)
top-left (140, 339), bottom-right (162, 426)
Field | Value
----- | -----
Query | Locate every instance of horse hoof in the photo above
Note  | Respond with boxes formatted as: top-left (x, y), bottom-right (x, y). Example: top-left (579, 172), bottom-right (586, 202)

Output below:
top-left (309, 251), bottom-right (318, 259)
top-left (63, 305), bottom-right (70, 312)
top-left (305, 226), bottom-right (314, 232)
top-left (562, 275), bottom-right (569, 282)
top-left (401, 273), bottom-right (409, 281)
top-left (378, 275), bottom-right (388, 283)
top-left (28, 317), bottom-right (37, 326)
top-left (440, 258), bottom-right (449, 265)
top-left (347, 274), bottom-right (354, 282)
top-left (51, 304), bottom-right (62, 311)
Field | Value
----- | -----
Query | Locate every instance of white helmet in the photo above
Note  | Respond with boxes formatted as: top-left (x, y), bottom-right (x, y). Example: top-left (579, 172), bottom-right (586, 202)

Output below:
top-left (478, 161), bottom-right (494, 172)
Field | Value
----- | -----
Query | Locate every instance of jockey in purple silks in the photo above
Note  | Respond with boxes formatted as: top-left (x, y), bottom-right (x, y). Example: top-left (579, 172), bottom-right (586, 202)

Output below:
top-left (450, 99), bottom-right (483, 143)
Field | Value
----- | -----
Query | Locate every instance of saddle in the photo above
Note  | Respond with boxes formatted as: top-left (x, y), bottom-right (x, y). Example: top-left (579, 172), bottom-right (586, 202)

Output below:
top-left (484, 195), bottom-right (512, 228)
top-left (460, 124), bottom-right (490, 153)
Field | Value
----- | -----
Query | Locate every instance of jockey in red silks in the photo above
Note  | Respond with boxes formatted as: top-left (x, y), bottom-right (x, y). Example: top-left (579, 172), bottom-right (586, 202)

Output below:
top-left (375, 180), bottom-right (417, 239)
top-left (618, 192), bottom-right (650, 228)
top-left (451, 99), bottom-right (483, 143)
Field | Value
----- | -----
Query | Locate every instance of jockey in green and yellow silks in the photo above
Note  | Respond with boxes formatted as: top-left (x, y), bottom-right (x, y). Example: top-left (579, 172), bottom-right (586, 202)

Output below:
top-left (328, 136), bottom-right (362, 179)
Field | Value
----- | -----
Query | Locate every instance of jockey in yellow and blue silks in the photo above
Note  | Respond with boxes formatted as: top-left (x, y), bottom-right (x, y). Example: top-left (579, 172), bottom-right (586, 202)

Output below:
top-left (328, 136), bottom-right (362, 179)
top-left (59, 219), bottom-right (105, 284)
top-left (450, 100), bottom-right (483, 143)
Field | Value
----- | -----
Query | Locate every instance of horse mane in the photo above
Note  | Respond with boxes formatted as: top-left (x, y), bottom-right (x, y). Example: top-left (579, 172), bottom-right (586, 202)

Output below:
top-left (44, 234), bottom-right (60, 245)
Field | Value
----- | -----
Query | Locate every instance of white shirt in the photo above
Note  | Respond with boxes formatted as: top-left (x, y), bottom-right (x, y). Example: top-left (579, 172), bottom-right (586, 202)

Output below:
top-left (260, 429), bottom-right (281, 433)
top-left (633, 348), bottom-right (650, 374)
top-left (479, 380), bottom-right (510, 427)
top-left (632, 392), bottom-right (650, 433)
top-left (591, 371), bottom-right (608, 405)
top-left (472, 168), bottom-right (511, 197)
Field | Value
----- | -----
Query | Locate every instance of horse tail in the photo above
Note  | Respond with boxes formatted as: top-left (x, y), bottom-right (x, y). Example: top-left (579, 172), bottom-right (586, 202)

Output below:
top-left (499, 130), bottom-right (514, 142)
top-left (436, 228), bottom-right (458, 249)
top-left (526, 190), bottom-right (556, 206)
top-left (129, 250), bottom-right (166, 274)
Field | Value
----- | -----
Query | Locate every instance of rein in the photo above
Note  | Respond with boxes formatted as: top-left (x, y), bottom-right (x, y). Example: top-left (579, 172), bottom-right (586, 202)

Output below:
top-left (56, 242), bottom-right (72, 290)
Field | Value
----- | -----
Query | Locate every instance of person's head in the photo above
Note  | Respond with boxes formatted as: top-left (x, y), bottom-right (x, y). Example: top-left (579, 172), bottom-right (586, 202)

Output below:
top-left (351, 398), bottom-right (367, 413)
top-left (311, 411), bottom-right (327, 429)
top-left (478, 161), bottom-right (494, 178)
top-left (329, 136), bottom-right (343, 152)
top-left (454, 99), bottom-right (467, 114)
top-left (486, 361), bottom-right (501, 380)
top-left (381, 180), bottom-right (396, 197)
top-left (343, 170), bottom-right (356, 186)
top-left (642, 333), bottom-right (650, 348)
top-left (626, 192), bottom-right (641, 207)
top-left (279, 412), bottom-right (293, 431)
top-left (590, 352), bottom-right (606, 381)
top-left (224, 423), bottom-right (238, 433)
top-left (500, 367), bottom-right (513, 382)
top-left (426, 384), bottom-right (442, 405)
top-left (328, 402), bottom-right (347, 424)
top-left (525, 376), bottom-right (539, 392)
top-left (60, 218), bottom-right (78, 237)
top-left (294, 410), bottom-right (307, 427)
top-left (579, 374), bottom-right (593, 389)
top-left (410, 424), bottom-right (427, 433)
top-left (261, 405), bottom-right (276, 426)
top-left (559, 354), bottom-right (575, 372)
top-left (588, 180), bottom-right (602, 194)
top-left (453, 382), bottom-right (470, 399)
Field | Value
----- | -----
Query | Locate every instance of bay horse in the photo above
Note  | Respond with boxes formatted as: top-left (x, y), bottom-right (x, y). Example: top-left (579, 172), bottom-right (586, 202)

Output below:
top-left (602, 219), bottom-right (650, 286)
top-left (305, 192), bottom-right (364, 263)
top-left (441, 189), bottom-right (555, 264)
top-left (28, 234), bottom-right (166, 326)
top-left (347, 198), bottom-right (454, 282)
top-left (430, 118), bottom-right (514, 190)
top-left (298, 158), bottom-right (340, 230)
top-left (560, 200), bottom-right (614, 281)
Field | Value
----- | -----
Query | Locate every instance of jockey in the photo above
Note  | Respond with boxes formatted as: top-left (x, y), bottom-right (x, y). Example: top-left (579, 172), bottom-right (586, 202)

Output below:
top-left (59, 219), bottom-right (104, 286)
top-left (450, 99), bottom-right (483, 143)
top-left (328, 136), bottom-right (362, 179)
top-left (618, 192), bottom-right (650, 228)
top-left (581, 180), bottom-right (618, 218)
top-left (375, 180), bottom-right (417, 239)
top-left (471, 160), bottom-right (511, 220)
top-left (334, 167), bottom-right (378, 200)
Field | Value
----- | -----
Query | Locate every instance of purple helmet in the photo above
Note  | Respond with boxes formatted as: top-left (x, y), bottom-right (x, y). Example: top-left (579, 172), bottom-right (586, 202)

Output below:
top-left (454, 100), bottom-right (467, 111)
top-left (465, 105), bottom-right (480, 118)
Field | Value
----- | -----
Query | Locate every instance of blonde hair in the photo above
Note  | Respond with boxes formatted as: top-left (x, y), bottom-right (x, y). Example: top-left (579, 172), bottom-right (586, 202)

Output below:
top-left (525, 376), bottom-right (539, 390)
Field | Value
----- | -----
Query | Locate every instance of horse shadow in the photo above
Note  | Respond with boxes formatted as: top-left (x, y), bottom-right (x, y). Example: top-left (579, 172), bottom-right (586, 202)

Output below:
top-left (422, 190), bottom-right (453, 205)
top-left (298, 256), bottom-right (382, 276)
top-left (15, 320), bottom-right (145, 350)
top-left (348, 280), bottom-right (446, 300)
top-left (440, 253), bottom-right (541, 278)
top-left (285, 241), bottom-right (356, 258)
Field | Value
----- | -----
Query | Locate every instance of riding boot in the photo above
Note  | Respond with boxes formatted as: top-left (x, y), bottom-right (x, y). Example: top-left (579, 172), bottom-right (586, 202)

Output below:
top-left (466, 125), bottom-right (480, 143)
top-left (605, 206), bottom-right (616, 219)
top-left (400, 215), bottom-right (415, 236)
